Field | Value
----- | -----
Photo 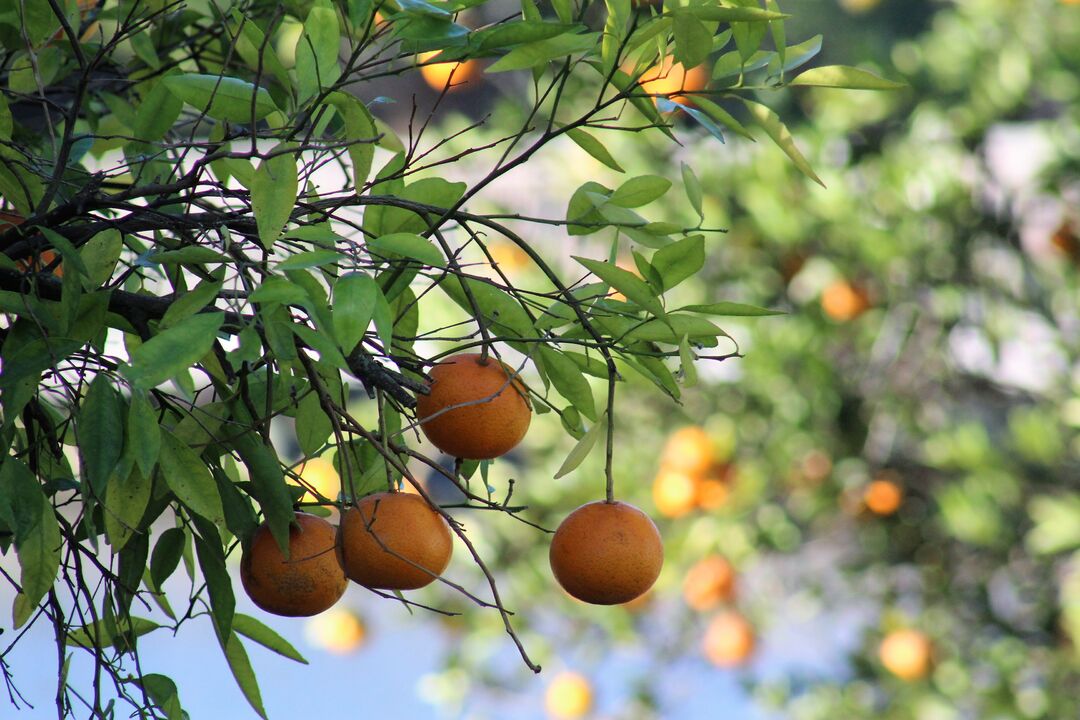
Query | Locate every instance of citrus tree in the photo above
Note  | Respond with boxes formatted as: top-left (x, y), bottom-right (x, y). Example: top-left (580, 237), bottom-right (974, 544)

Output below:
top-left (0, 0), bottom-right (904, 717)
top-left (402, 1), bottom-right (1080, 718)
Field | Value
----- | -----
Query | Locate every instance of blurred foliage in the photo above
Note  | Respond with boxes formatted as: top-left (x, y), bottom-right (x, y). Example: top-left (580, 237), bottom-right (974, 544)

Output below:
top-left (411, 0), bottom-right (1080, 717)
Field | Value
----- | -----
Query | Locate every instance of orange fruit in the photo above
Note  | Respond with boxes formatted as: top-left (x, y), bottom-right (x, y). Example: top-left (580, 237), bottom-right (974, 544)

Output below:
top-left (879, 628), bottom-right (933, 680)
top-left (304, 607), bottom-right (367, 654)
top-left (683, 555), bottom-right (736, 611)
top-left (544, 671), bottom-right (593, 720)
top-left (703, 610), bottom-right (755, 667)
top-left (652, 468), bottom-right (698, 518)
top-left (798, 449), bottom-right (833, 485)
top-left (1051, 221), bottom-right (1080, 262)
top-left (696, 462), bottom-right (733, 510)
top-left (339, 491), bottom-right (453, 590)
top-left (294, 457), bottom-right (340, 502)
top-left (0, 212), bottom-right (64, 278)
top-left (838, 0), bottom-right (882, 13)
top-left (661, 426), bottom-right (714, 477)
top-left (415, 352), bottom-right (531, 460)
top-left (864, 476), bottom-right (903, 516)
top-left (419, 51), bottom-right (481, 91)
top-left (240, 513), bottom-right (348, 617)
top-left (638, 57), bottom-right (709, 105)
top-left (550, 500), bottom-right (663, 605)
top-left (821, 280), bottom-right (870, 321)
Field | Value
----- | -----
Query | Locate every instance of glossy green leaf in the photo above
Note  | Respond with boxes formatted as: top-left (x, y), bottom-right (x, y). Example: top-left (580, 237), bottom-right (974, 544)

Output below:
top-left (229, 430), bottom-right (294, 555)
top-left (326, 92), bottom-right (377, 188)
top-left (104, 465), bottom-right (153, 551)
top-left (539, 346), bottom-right (597, 421)
top-left (681, 162), bottom-right (704, 219)
top-left (681, 301), bottom-right (785, 316)
top-left (651, 234), bottom-right (705, 291)
top-left (333, 272), bottom-right (379, 353)
top-left (0, 459), bottom-right (60, 621)
top-left (79, 374), bottom-right (125, 497)
top-left (233, 614), bottom-right (309, 664)
top-left (743, 99), bottom-right (824, 187)
top-left (673, 12), bottom-right (713, 70)
top-left (609, 174), bottom-right (673, 208)
top-left (368, 232), bottom-right (444, 267)
top-left (574, 256), bottom-right (665, 318)
top-left (150, 527), bottom-right (187, 590)
top-left (78, 229), bottom-right (122, 290)
top-left (220, 631), bottom-right (267, 719)
top-left (250, 145), bottom-right (298, 249)
top-left (790, 64), bottom-right (906, 90)
top-left (159, 432), bottom-right (225, 526)
top-left (678, 334), bottom-right (698, 387)
top-left (275, 251), bottom-right (345, 271)
top-left (565, 128), bottom-right (624, 173)
top-left (124, 312), bottom-right (224, 390)
top-left (487, 32), bottom-right (599, 72)
top-left (554, 412), bottom-right (607, 479)
top-left (163, 74), bottom-right (279, 123)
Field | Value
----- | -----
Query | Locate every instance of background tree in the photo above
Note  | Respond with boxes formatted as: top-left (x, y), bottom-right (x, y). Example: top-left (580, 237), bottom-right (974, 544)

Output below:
top-left (0, 0), bottom-right (898, 717)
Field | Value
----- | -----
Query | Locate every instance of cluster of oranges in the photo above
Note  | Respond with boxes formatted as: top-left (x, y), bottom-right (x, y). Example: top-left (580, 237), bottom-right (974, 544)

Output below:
top-left (682, 555), bottom-right (756, 668)
top-left (652, 426), bottom-right (734, 518)
top-left (242, 351), bottom-right (665, 622)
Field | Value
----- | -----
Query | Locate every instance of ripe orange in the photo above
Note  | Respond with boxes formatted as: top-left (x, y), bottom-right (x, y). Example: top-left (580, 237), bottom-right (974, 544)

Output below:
top-left (879, 628), bottom-right (933, 680)
top-left (550, 500), bottom-right (663, 605)
top-left (1, 212), bottom-right (64, 278)
top-left (703, 610), bottom-right (755, 667)
top-left (652, 468), bottom-right (697, 518)
top-left (304, 607), bottom-right (367, 654)
top-left (821, 280), bottom-right (870, 321)
top-left (696, 462), bottom-right (733, 510)
top-left (683, 555), bottom-right (736, 611)
top-left (544, 672), bottom-right (593, 720)
top-left (415, 352), bottom-right (531, 460)
top-left (419, 51), bottom-right (481, 91)
top-left (638, 57), bottom-right (709, 106)
top-left (240, 513), bottom-right (348, 617)
top-left (864, 476), bottom-right (903, 516)
top-left (339, 491), bottom-right (453, 590)
top-left (294, 457), bottom-right (340, 502)
top-left (661, 426), bottom-right (714, 477)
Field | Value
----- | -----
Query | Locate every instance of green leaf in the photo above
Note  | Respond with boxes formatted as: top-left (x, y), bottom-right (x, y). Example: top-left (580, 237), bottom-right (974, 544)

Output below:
top-left (651, 234), bottom-right (704, 291)
top-left (609, 174), bottom-right (672, 208)
top-left (248, 277), bottom-right (309, 306)
top-left (326, 92), bottom-right (377, 188)
top-left (133, 82), bottom-right (184, 143)
top-left (368, 232), bottom-right (444, 267)
top-left (295, 391), bottom-right (333, 457)
top-left (79, 375), bottom-right (125, 497)
top-left (67, 616), bottom-right (160, 651)
top-left (133, 674), bottom-right (184, 720)
top-left (681, 162), bottom-right (703, 219)
top-left (681, 301), bottom-right (785, 316)
top-left (79, 229), bottom-right (122, 290)
top-left (150, 527), bottom-right (187, 590)
top-left (104, 465), bottom-right (153, 552)
top-left (742, 99), bottom-right (825, 187)
top-left (193, 522), bottom-right (235, 639)
top-left (681, 6), bottom-right (788, 21)
top-left (554, 412), bottom-right (607, 479)
top-left (158, 432), bottom-right (225, 526)
top-left (678, 335), bottom-right (698, 388)
top-left (602, 0), bottom-right (631, 75)
top-left (275, 250), bottom-right (345, 271)
top-left (251, 145), bottom-right (298, 249)
top-left (379, 179), bottom-right (466, 235)
top-left (0, 459), bottom-right (61, 620)
top-left (539, 346), bottom-right (597, 421)
top-left (472, 21), bottom-right (577, 51)
top-left (160, 278), bottom-right (224, 331)
top-left (36, 227), bottom-right (89, 278)
top-left (233, 614), bottom-right (309, 664)
top-left (229, 430), bottom-right (294, 555)
top-left (574, 256), bottom-right (665, 318)
top-left (770, 34), bottom-right (822, 76)
top-left (291, 323), bottom-right (349, 371)
top-left (220, 632), bottom-right (267, 719)
top-left (565, 128), bottom-right (624, 173)
top-left (487, 31), bottom-right (599, 72)
top-left (438, 276), bottom-right (538, 345)
top-left (126, 390), bottom-right (159, 474)
top-left (692, 96), bottom-right (755, 140)
top-left (228, 11), bottom-right (291, 91)
top-left (124, 313), bottom-right (224, 390)
top-left (789, 64), bottom-right (906, 90)
top-left (163, 74), bottom-right (279, 123)
top-left (566, 181), bottom-right (614, 235)
top-left (147, 247), bottom-right (231, 265)
top-left (333, 272), bottom-right (379, 353)
top-left (673, 12), bottom-right (713, 70)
